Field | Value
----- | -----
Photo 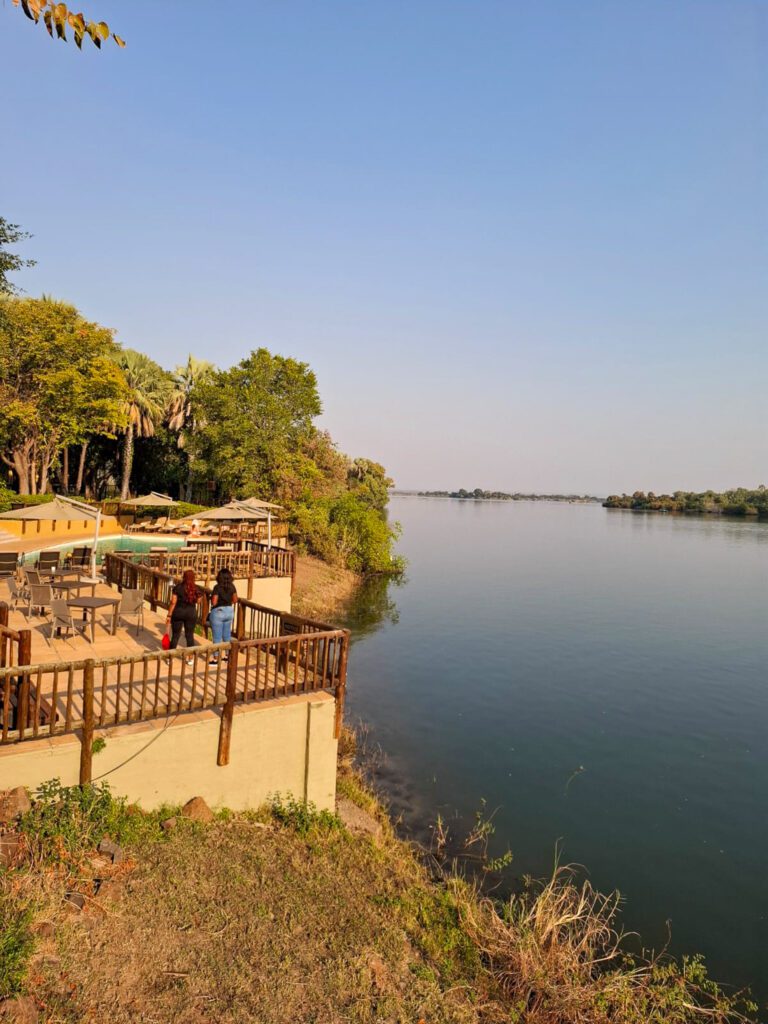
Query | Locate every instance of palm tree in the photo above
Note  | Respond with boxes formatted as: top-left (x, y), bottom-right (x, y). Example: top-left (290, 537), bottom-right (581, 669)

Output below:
top-left (117, 350), bottom-right (171, 500)
top-left (167, 355), bottom-right (214, 501)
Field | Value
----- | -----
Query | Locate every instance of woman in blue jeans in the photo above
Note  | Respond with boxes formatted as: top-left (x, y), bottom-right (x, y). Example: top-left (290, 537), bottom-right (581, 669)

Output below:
top-left (208, 567), bottom-right (238, 664)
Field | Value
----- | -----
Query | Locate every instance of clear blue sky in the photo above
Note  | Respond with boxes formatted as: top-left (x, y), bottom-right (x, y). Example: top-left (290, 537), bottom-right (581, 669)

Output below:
top-left (2, 1), bottom-right (765, 495)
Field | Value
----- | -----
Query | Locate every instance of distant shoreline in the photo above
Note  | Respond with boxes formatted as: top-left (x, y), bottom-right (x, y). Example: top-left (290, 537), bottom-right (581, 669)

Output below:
top-left (391, 490), bottom-right (602, 503)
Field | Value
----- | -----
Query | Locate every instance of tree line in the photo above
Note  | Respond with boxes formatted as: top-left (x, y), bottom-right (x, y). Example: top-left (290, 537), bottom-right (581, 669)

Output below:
top-left (415, 489), bottom-right (601, 502)
top-left (603, 488), bottom-right (768, 518)
top-left (0, 224), bottom-right (403, 575)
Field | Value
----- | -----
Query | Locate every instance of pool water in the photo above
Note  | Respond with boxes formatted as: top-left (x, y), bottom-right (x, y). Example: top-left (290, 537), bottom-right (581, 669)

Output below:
top-left (25, 534), bottom-right (186, 563)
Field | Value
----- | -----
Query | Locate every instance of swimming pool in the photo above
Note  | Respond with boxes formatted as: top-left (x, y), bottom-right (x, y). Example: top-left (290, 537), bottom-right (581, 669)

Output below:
top-left (24, 534), bottom-right (186, 564)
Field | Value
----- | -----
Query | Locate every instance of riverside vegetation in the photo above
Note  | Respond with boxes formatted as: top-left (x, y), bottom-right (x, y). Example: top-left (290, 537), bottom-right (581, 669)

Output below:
top-left (415, 489), bottom-right (601, 503)
top-left (0, 291), bottom-right (403, 577)
top-left (603, 487), bottom-right (768, 518)
top-left (0, 757), bottom-right (757, 1024)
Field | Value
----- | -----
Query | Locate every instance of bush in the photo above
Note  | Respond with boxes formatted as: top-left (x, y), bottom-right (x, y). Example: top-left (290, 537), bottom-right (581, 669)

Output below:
top-left (269, 795), bottom-right (341, 837)
top-left (18, 778), bottom-right (160, 868)
top-left (291, 492), bottom-right (404, 575)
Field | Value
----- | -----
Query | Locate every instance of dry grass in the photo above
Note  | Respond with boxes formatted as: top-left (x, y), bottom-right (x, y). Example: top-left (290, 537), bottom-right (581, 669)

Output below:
top-left (291, 554), bottom-right (361, 620)
top-left (459, 865), bottom-right (754, 1024)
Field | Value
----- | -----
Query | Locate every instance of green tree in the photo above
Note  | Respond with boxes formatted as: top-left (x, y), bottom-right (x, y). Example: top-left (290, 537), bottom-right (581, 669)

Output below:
top-left (116, 350), bottom-right (172, 500)
top-left (188, 348), bottom-right (322, 500)
top-left (0, 218), bottom-right (35, 296)
top-left (167, 355), bottom-right (214, 502)
top-left (0, 296), bottom-right (126, 493)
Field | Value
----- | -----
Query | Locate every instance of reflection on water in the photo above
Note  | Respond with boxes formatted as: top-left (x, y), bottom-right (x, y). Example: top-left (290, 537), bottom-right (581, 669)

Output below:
top-left (343, 498), bottom-right (768, 1005)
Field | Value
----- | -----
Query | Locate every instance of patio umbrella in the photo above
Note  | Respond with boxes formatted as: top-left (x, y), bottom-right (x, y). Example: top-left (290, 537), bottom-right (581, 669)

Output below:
top-left (119, 492), bottom-right (178, 508)
top-left (179, 500), bottom-right (271, 547)
top-left (0, 495), bottom-right (101, 578)
top-left (238, 497), bottom-right (284, 549)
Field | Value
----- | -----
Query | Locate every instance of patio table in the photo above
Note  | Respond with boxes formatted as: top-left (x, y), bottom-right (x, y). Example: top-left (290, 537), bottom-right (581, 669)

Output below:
top-left (66, 595), bottom-right (121, 643)
top-left (51, 579), bottom-right (98, 598)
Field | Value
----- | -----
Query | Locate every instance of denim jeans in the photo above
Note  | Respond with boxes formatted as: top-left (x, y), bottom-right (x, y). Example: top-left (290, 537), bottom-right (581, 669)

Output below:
top-left (210, 605), bottom-right (234, 645)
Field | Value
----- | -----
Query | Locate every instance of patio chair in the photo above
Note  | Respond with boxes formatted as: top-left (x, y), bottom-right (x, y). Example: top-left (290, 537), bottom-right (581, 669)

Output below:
top-left (0, 552), bottom-right (19, 579)
top-left (37, 550), bottom-right (60, 573)
top-left (49, 598), bottom-right (89, 644)
top-left (117, 589), bottom-right (145, 635)
top-left (28, 583), bottom-right (54, 622)
top-left (24, 567), bottom-right (43, 588)
top-left (146, 516), bottom-right (170, 533)
top-left (69, 547), bottom-right (92, 570)
top-left (7, 577), bottom-right (28, 610)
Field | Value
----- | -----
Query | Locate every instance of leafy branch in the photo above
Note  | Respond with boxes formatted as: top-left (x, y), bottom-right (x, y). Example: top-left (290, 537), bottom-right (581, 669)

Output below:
top-left (11, 0), bottom-right (125, 49)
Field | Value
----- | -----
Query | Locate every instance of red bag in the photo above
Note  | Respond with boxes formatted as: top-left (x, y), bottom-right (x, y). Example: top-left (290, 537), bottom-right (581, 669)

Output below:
top-left (161, 632), bottom-right (171, 650)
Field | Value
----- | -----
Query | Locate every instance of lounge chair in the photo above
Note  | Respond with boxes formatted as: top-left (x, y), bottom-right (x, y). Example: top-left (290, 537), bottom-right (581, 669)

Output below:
top-left (127, 519), bottom-right (152, 533)
top-left (145, 517), bottom-right (170, 533)
top-left (117, 589), bottom-right (145, 635)
top-left (49, 598), bottom-right (89, 644)
top-left (0, 552), bottom-right (19, 579)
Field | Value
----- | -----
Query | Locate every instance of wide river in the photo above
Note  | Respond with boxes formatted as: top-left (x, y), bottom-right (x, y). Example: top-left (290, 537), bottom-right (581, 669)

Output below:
top-left (343, 496), bottom-right (768, 1002)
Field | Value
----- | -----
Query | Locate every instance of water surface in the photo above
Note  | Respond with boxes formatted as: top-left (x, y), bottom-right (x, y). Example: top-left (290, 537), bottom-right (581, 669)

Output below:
top-left (344, 497), bottom-right (768, 1002)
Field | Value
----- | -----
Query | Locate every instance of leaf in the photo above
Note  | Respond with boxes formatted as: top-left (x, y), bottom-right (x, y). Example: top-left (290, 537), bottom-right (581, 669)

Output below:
top-left (20, 0), bottom-right (38, 22)
top-left (54, 15), bottom-right (66, 40)
top-left (113, 34), bottom-right (125, 47)
top-left (95, 20), bottom-right (109, 39)
top-left (43, 8), bottom-right (53, 35)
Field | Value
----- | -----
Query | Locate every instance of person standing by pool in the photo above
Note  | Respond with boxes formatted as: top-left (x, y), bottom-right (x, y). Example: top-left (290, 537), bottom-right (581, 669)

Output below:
top-left (209, 567), bottom-right (238, 664)
top-left (166, 569), bottom-right (201, 662)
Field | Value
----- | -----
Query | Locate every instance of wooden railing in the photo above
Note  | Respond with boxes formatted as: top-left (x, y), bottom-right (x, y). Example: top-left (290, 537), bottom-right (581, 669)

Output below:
top-left (0, 627), bottom-right (349, 770)
top-left (131, 544), bottom-right (296, 592)
top-left (103, 554), bottom-right (319, 637)
top-left (0, 602), bottom-right (31, 669)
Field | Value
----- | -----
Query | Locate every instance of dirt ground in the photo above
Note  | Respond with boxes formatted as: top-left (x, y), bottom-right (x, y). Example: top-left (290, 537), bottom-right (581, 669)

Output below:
top-left (291, 555), bottom-right (362, 622)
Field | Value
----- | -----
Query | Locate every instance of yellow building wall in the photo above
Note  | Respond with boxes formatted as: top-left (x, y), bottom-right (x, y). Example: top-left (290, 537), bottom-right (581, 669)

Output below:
top-left (0, 516), bottom-right (122, 541)
top-left (0, 692), bottom-right (338, 812)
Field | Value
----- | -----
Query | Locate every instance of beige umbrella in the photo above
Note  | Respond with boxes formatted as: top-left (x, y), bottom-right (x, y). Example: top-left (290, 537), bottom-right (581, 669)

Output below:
top-left (238, 498), bottom-right (283, 548)
top-left (185, 501), bottom-right (268, 522)
top-left (0, 496), bottom-right (101, 578)
top-left (120, 492), bottom-right (178, 508)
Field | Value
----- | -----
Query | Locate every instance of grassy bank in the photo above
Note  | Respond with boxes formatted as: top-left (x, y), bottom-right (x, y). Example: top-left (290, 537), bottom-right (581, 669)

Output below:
top-left (292, 553), bottom-right (364, 620)
top-left (0, 766), bottom-right (756, 1023)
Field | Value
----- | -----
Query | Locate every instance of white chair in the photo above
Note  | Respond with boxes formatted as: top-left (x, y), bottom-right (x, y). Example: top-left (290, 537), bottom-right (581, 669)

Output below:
top-left (118, 589), bottom-right (145, 635)
top-left (49, 598), bottom-right (89, 644)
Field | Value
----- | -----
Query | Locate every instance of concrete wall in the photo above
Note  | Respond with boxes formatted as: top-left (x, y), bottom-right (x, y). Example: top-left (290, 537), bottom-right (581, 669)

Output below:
top-left (0, 692), bottom-right (337, 812)
top-left (237, 575), bottom-right (292, 613)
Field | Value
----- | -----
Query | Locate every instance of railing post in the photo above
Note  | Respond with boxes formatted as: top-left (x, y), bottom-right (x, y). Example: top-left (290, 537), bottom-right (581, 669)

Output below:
top-left (0, 603), bottom-right (7, 670)
top-left (80, 659), bottom-right (95, 786)
top-left (18, 629), bottom-right (31, 668)
top-left (236, 601), bottom-right (245, 640)
top-left (217, 639), bottom-right (239, 766)
top-left (14, 630), bottom-right (32, 736)
top-left (333, 630), bottom-right (350, 739)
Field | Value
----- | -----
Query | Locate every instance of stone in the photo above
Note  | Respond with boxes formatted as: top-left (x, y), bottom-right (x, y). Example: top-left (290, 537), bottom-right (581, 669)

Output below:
top-left (97, 838), bottom-right (125, 864)
top-left (0, 788), bottom-right (31, 824)
top-left (161, 816), bottom-right (177, 832)
top-left (336, 797), bottom-right (382, 839)
top-left (181, 797), bottom-right (214, 823)
top-left (0, 995), bottom-right (38, 1023)
top-left (30, 920), bottom-right (54, 940)
top-left (0, 833), bottom-right (24, 869)
top-left (63, 892), bottom-right (85, 911)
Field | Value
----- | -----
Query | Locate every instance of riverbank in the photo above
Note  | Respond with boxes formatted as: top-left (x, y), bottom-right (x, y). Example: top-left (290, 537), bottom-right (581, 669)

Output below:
top-left (0, 769), bottom-right (754, 1023)
top-left (292, 554), bottom-right (363, 620)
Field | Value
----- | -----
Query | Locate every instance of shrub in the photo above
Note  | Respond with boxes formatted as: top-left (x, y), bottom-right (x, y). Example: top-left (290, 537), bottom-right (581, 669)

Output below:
top-left (291, 492), bottom-right (404, 575)
top-left (18, 778), bottom-right (159, 868)
top-left (269, 795), bottom-right (341, 837)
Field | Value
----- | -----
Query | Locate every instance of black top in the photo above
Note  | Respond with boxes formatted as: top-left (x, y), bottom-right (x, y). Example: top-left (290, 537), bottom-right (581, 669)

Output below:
top-left (172, 582), bottom-right (200, 608)
top-left (212, 582), bottom-right (237, 607)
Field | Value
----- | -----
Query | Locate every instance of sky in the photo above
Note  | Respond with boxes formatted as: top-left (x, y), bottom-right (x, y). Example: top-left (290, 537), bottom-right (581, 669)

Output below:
top-left (1, 0), bottom-right (766, 495)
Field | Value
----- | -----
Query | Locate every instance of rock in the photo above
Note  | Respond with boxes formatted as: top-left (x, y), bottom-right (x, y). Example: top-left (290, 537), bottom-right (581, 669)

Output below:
top-left (97, 838), bottom-right (125, 864)
top-left (336, 797), bottom-right (382, 839)
top-left (181, 797), bottom-right (214, 823)
top-left (0, 995), bottom-right (38, 1023)
top-left (161, 816), bottom-right (177, 832)
top-left (0, 833), bottom-right (24, 869)
top-left (63, 892), bottom-right (85, 912)
top-left (0, 788), bottom-right (31, 824)
top-left (30, 920), bottom-right (54, 940)
top-left (95, 879), bottom-right (122, 903)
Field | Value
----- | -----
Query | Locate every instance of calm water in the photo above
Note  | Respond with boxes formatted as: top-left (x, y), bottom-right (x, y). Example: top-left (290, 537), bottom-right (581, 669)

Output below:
top-left (344, 497), bottom-right (768, 1003)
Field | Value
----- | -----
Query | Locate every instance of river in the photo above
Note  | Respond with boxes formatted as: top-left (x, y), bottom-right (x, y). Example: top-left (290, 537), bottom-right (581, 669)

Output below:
top-left (343, 495), bottom-right (768, 1003)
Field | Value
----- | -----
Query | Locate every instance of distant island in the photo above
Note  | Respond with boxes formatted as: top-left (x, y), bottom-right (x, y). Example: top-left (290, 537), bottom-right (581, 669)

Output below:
top-left (604, 486), bottom-right (768, 518)
top-left (394, 489), bottom-right (601, 503)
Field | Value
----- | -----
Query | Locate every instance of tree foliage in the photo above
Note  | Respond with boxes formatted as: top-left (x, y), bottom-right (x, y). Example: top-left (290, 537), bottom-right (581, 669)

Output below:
top-left (603, 487), bottom-right (768, 518)
top-left (0, 296), bottom-right (127, 493)
top-left (115, 350), bottom-right (173, 501)
top-left (0, 218), bottom-right (35, 296)
top-left (11, 0), bottom-right (125, 49)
